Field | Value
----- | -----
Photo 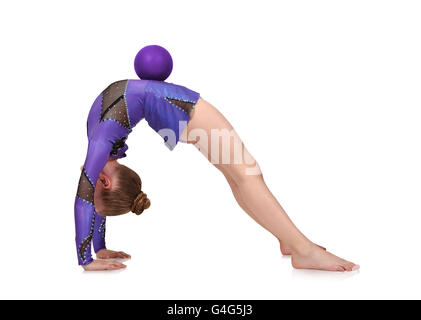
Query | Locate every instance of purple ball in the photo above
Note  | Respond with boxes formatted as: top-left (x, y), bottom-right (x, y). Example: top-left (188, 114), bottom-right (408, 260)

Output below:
top-left (134, 45), bottom-right (173, 81)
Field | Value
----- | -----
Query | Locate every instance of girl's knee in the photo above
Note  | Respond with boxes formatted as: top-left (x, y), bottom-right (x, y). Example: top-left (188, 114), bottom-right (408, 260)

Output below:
top-left (229, 164), bottom-right (263, 186)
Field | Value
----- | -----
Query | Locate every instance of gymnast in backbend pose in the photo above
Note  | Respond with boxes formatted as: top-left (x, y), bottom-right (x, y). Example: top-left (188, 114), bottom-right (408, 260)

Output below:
top-left (75, 45), bottom-right (359, 272)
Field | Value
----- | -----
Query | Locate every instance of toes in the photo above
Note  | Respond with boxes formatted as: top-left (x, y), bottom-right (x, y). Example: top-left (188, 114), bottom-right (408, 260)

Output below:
top-left (352, 264), bottom-right (360, 271)
top-left (344, 264), bottom-right (353, 271)
top-left (340, 261), bottom-right (352, 271)
top-left (280, 248), bottom-right (291, 255)
top-left (343, 262), bottom-right (359, 271)
top-left (335, 265), bottom-right (346, 272)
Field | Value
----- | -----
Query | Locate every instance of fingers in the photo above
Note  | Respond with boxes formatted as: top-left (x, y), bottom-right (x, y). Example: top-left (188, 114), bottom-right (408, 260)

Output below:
top-left (97, 250), bottom-right (131, 260)
top-left (105, 261), bottom-right (126, 270)
top-left (117, 251), bottom-right (131, 259)
top-left (104, 251), bottom-right (131, 259)
top-left (82, 259), bottom-right (127, 271)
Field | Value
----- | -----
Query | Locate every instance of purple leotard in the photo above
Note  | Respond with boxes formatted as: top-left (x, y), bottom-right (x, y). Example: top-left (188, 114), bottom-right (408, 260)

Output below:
top-left (75, 79), bottom-right (200, 265)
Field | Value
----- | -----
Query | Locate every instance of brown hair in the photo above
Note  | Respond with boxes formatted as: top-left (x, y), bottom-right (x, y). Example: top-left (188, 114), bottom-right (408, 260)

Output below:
top-left (99, 164), bottom-right (150, 216)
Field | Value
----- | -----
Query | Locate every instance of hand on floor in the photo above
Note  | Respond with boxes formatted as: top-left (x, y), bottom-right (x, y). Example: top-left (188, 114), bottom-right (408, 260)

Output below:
top-left (82, 259), bottom-right (126, 271)
top-left (96, 249), bottom-right (131, 260)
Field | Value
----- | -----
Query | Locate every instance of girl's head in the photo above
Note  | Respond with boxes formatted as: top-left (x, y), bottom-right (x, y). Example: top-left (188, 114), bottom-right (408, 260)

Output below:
top-left (93, 160), bottom-right (151, 216)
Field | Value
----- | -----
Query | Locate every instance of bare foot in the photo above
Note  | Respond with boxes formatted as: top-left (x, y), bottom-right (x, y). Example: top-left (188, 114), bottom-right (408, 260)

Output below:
top-left (291, 244), bottom-right (359, 272)
top-left (280, 241), bottom-right (326, 256)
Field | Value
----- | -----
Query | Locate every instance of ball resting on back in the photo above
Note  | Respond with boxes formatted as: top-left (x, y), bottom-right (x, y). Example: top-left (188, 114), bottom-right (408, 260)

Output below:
top-left (134, 45), bottom-right (173, 81)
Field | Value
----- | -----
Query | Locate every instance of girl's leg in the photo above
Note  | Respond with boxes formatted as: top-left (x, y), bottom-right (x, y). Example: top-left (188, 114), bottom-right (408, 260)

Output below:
top-left (185, 97), bottom-right (359, 272)
top-left (221, 170), bottom-right (311, 255)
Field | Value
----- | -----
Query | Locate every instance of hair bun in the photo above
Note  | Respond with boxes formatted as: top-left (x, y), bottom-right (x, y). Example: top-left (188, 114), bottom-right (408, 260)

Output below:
top-left (131, 191), bottom-right (151, 215)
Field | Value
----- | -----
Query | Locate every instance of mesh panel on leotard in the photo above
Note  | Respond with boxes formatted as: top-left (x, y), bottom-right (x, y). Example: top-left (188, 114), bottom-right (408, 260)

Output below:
top-left (77, 170), bottom-right (94, 204)
top-left (101, 80), bottom-right (127, 114)
top-left (166, 97), bottom-right (195, 114)
top-left (101, 80), bottom-right (130, 129)
top-left (79, 234), bottom-right (93, 262)
top-left (102, 98), bottom-right (130, 129)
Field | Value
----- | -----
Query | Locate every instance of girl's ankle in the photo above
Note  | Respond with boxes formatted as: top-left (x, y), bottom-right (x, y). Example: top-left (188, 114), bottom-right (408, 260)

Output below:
top-left (290, 240), bottom-right (315, 256)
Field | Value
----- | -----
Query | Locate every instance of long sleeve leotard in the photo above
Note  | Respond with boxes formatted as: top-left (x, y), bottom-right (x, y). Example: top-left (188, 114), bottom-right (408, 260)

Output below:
top-left (75, 79), bottom-right (200, 265)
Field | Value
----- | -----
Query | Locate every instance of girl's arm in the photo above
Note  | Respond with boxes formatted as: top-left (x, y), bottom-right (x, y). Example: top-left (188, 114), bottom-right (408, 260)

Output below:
top-left (75, 138), bottom-right (112, 265)
top-left (77, 166), bottom-right (108, 258)
top-left (92, 213), bottom-right (106, 254)
top-left (80, 142), bottom-right (128, 256)
top-left (75, 119), bottom-right (130, 268)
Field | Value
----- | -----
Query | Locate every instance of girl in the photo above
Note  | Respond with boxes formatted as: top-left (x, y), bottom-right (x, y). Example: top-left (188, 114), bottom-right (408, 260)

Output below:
top-left (75, 49), bottom-right (359, 272)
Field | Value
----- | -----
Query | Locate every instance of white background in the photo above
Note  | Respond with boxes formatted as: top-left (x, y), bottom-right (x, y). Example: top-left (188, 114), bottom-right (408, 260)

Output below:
top-left (0, 0), bottom-right (420, 299)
